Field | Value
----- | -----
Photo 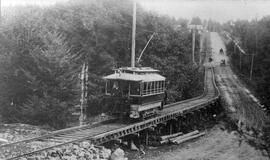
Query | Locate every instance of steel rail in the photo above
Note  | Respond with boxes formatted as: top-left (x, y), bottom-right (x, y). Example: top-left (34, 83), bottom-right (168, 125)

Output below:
top-left (0, 119), bottom-right (118, 160)
top-left (0, 118), bottom-right (116, 148)
top-left (6, 125), bottom-right (126, 160)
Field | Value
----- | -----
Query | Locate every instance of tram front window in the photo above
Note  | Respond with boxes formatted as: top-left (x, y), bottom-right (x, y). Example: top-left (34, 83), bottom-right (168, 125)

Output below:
top-left (111, 81), bottom-right (121, 96)
top-left (130, 82), bottom-right (140, 95)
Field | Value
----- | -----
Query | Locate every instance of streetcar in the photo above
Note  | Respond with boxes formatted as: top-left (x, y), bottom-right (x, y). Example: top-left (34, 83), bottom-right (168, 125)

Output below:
top-left (104, 67), bottom-right (166, 119)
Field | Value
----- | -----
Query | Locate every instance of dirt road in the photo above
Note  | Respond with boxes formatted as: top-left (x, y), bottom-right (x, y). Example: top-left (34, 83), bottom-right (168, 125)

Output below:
top-left (129, 32), bottom-right (269, 160)
top-left (212, 32), bottom-right (267, 130)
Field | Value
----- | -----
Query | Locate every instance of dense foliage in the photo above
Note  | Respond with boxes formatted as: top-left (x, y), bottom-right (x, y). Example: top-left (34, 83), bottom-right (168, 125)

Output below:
top-left (0, 0), bottom-right (203, 128)
top-left (223, 18), bottom-right (270, 112)
top-left (223, 18), bottom-right (270, 152)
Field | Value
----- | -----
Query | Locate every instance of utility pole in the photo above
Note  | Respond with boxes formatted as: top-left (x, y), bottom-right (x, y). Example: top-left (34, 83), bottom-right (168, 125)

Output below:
top-left (192, 29), bottom-right (196, 64)
top-left (249, 54), bottom-right (254, 80)
top-left (0, 0), bottom-right (1, 24)
top-left (239, 51), bottom-right (242, 70)
top-left (79, 62), bottom-right (88, 126)
top-left (131, 0), bottom-right (136, 68)
top-left (250, 15), bottom-right (258, 80)
top-left (199, 31), bottom-right (203, 64)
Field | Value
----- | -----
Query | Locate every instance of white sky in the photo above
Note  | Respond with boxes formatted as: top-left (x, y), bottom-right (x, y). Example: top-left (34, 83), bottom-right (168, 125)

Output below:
top-left (1, 0), bottom-right (68, 6)
top-left (138, 0), bottom-right (270, 22)
top-left (2, 0), bottom-right (270, 23)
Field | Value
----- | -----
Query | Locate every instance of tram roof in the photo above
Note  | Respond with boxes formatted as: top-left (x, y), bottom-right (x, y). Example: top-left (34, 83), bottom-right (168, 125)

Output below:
top-left (116, 67), bottom-right (160, 73)
top-left (103, 72), bottom-right (165, 82)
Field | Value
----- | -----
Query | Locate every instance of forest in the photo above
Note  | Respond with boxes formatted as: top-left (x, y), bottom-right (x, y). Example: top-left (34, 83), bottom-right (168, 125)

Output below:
top-left (223, 18), bottom-right (270, 151)
top-left (223, 18), bottom-right (270, 112)
top-left (0, 0), bottom-right (203, 129)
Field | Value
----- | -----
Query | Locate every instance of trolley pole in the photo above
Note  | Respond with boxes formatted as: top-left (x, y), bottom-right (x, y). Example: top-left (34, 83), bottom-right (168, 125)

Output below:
top-left (131, 0), bottom-right (136, 68)
top-left (192, 29), bottom-right (196, 64)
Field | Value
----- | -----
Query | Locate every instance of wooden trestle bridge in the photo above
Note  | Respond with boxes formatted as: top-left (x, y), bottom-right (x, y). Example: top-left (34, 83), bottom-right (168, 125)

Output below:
top-left (0, 65), bottom-right (221, 159)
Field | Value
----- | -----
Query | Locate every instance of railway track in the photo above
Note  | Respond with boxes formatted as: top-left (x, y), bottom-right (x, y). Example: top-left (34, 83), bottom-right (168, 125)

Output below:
top-left (0, 67), bottom-right (220, 160)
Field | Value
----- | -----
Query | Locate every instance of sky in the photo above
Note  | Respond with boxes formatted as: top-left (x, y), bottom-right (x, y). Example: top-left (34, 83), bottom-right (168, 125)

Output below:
top-left (1, 0), bottom-right (68, 6)
top-left (138, 0), bottom-right (270, 23)
top-left (2, 0), bottom-right (270, 23)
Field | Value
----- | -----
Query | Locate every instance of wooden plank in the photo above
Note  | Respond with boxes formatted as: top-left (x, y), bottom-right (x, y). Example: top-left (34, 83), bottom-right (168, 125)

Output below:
top-left (170, 130), bottom-right (199, 143)
top-left (160, 132), bottom-right (183, 140)
top-left (173, 132), bottom-right (205, 144)
top-left (160, 139), bottom-right (169, 144)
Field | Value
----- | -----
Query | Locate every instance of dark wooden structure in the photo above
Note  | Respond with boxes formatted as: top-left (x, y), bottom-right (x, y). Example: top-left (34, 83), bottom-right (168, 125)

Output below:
top-left (104, 67), bottom-right (166, 119)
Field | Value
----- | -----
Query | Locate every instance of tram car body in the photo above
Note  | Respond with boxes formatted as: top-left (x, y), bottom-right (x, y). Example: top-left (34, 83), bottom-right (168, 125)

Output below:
top-left (104, 67), bottom-right (166, 119)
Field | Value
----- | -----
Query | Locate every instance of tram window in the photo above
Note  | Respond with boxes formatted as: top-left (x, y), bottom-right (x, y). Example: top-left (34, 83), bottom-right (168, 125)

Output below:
top-left (151, 82), bottom-right (154, 93)
top-left (122, 81), bottom-right (129, 95)
top-left (158, 81), bottom-right (161, 92)
top-left (147, 82), bottom-right (151, 93)
top-left (161, 81), bottom-right (164, 91)
top-left (143, 83), bottom-right (147, 95)
top-left (111, 81), bottom-right (122, 96)
top-left (113, 81), bottom-right (119, 89)
top-left (142, 81), bottom-right (165, 95)
top-left (130, 82), bottom-right (140, 95)
top-left (154, 81), bottom-right (158, 92)
top-left (106, 81), bottom-right (112, 94)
